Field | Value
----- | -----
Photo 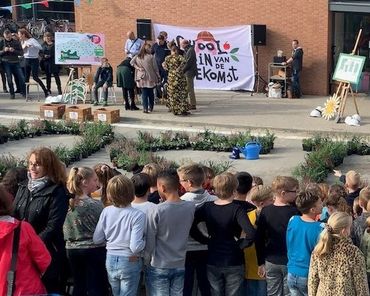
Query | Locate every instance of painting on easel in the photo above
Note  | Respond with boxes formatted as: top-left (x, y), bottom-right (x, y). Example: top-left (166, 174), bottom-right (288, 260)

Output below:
top-left (333, 53), bottom-right (366, 86)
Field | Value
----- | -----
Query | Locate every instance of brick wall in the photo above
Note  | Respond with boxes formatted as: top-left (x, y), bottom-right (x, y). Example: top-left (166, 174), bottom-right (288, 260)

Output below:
top-left (75, 0), bottom-right (330, 95)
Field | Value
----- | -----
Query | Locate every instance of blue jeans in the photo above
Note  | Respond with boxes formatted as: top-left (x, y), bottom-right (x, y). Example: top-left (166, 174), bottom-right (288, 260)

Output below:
top-left (243, 279), bottom-right (267, 296)
top-left (2, 61), bottom-right (26, 96)
top-left (287, 273), bottom-right (308, 296)
top-left (207, 264), bottom-right (244, 296)
top-left (292, 70), bottom-right (301, 98)
top-left (106, 254), bottom-right (142, 296)
top-left (141, 87), bottom-right (154, 111)
top-left (146, 265), bottom-right (185, 296)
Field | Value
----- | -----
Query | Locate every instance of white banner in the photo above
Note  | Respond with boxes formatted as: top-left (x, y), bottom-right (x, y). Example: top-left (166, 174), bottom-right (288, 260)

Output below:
top-left (153, 24), bottom-right (255, 91)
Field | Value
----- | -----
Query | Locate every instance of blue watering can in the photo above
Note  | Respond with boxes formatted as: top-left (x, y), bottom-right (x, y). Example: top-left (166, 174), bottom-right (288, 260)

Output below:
top-left (241, 142), bottom-right (261, 160)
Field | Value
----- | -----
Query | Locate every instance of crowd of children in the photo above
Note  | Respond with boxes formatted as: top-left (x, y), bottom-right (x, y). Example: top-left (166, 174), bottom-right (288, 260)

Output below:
top-left (1, 146), bottom-right (370, 296)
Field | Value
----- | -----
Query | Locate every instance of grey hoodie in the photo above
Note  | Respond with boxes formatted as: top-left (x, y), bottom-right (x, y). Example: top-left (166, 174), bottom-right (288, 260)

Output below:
top-left (181, 189), bottom-right (217, 251)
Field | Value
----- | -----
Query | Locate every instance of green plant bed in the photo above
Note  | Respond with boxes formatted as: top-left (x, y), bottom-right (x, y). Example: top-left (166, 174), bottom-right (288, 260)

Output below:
top-left (107, 129), bottom-right (275, 173)
top-left (0, 119), bottom-right (115, 180)
top-left (295, 136), bottom-right (358, 183)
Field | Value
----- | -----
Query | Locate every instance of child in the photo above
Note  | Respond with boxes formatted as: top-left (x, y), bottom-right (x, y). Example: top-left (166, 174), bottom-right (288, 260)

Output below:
top-left (177, 163), bottom-right (217, 296)
top-left (202, 165), bottom-right (215, 195)
top-left (334, 170), bottom-right (362, 208)
top-left (309, 212), bottom-right (369, 296)
top-left (191, 172), bottom-right (256, 296)
top-left (255, 176), bottom-right (300, 296)
top-left (360, 216), bottom-right (370, 290)
top-left (93, 175), bottom-right (146, 296)
top-left (352, 187), bottom-right (370, 247)
top-left (131, 172), bottom-right (157, 216)
top-left (145, 169), bottom-right (195, 296)
top-left (252, 176), bottom-right (264, 187)
top-left (244, 185), bottom-right (274, 296)
top-left (93, 163), bottom-right (121, 206)
top-left (354, 197), bottom-right (363, 219)
top-left (323, 184), bottom-right (351, 221)
top-left (0, 184), bottom-right (51, 296)
top-left (64, 167), bottom-right (109, 296)
top-left (286, 188), bottom-right (324, 295)
top-left (234, 171), bottom-right (256, 212)
top-left (142, 163), bottom-right (161, 204)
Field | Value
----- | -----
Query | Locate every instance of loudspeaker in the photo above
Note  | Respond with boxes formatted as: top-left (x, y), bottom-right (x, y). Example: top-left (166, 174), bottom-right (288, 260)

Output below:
top-left (251, 24), bottom-right (266, 46)
top-left (137, 19), bottom-right (152, 40)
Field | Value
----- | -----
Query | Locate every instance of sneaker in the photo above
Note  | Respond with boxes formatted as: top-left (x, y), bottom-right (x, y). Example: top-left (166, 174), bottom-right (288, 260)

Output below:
top-left (10, 94), bottom-right (15, 100)
top-left (103, 102), bottom-right (108, 107)
top-left (131, 105), bottom-right (140, 111)
top-left (93, 101), bottom-right (98, 106)
top-left (143, 110), bottom-right (148, 113)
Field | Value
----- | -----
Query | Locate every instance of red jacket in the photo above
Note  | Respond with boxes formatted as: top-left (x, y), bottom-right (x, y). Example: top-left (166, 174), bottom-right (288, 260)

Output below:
top-left (0, 217), bottom-right (51, 296)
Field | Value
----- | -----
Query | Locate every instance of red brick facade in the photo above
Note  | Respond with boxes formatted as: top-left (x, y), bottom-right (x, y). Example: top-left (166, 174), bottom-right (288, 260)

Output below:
top-left (75, 0), bottom-right (330, 95)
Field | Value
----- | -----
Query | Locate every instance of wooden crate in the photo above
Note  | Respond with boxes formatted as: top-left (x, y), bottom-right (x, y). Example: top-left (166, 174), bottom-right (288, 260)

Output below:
top-left (65, 105), bottom-right (92, 122)
top-left (94, 108), bottom-right (120, 124)
top-left (40, 104), bottom-right (66, 119)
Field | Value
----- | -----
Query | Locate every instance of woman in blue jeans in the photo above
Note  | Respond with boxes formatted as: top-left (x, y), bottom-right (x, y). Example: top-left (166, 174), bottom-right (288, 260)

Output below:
top-left (131, 41), bottom-right (160, 113)
top-left (18, 28), bottom-right (48, 98)
top-left (93, 175), bottom-right (146, 296)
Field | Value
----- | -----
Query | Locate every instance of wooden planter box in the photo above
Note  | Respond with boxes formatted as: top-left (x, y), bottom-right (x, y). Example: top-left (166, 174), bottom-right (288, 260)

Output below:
top-left (65, 105), bottom-right (92, 122)
top-left (94, 108), bottom-right (120, 124)
top-left (40, 104), bottom-right (66, 119)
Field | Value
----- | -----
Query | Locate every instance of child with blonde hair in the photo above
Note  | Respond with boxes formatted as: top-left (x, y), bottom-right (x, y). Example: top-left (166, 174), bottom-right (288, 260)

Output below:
top-left (243, 185), bottom-right (273, 295)
top-left (93, 175), bottom-right (146, 296)
top-left (255, 176), bottom-right (300, 296)
top-left (352, 187), bottom-right (370, 247)
top-left (142, 163), bottom-right (161, 204)
top-left (64, 167), bottom-right (108, 296)
top-left (308, 211), bottom-right (368, 296)
top-left (191, 172), bottom-right (256, 296)
top-left (334, 169), bottom-right (362, 207)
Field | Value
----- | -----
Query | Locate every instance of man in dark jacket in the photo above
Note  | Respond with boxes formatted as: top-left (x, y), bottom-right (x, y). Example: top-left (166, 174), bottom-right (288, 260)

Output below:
top-left (285, 39), bottom-right (303, 98)
top-left (152, 34), bottom-right (170, 99)
top-left (181, 39), bottom-right (198, 110)
top-left (0, 29), bottom-right (26, 99)
top-left (93, 57), bottom-right (113, 106)
top-left (116, 57), bottom-right (139, 110)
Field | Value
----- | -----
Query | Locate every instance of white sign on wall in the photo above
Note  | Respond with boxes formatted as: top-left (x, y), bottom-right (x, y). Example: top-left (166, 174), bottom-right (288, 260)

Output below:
top-left (153, 24), bottom-right (255, 91)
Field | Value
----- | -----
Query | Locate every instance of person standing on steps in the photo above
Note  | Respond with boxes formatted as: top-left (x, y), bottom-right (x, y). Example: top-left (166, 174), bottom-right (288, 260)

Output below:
top-left (92, 57), bottom-right (113, 107)
top-left (41, 32), bottom-right (62, 95)
top-left (180, 39), bottom-right (198, 110)
top-left (0, 29), bottom-right (26, 100)
top-left (117, 57), bottom-right (140, 110)
top-left (284, 40), bottom-right (303, 98)
top-left (18, 28), bottom-right (49, 98)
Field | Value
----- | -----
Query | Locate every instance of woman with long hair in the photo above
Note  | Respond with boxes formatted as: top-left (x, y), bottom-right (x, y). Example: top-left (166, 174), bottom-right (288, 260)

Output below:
top-left (41, 32), bottom-right (62, 95)
top-left (131, 41), bottom-right (160, 113)
top-left (18, 28), bottom-right (49, 98)
top-left (163, 44), bottom-right (190, 115)
top-left (308, 211), bottom-right (369, 296)
top-left (12, 147), bottom-right (69, 294)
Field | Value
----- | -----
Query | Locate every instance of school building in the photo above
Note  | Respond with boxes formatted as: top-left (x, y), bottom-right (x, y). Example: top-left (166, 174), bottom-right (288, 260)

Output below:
top-left (74, 0), bottom-right (370, 96)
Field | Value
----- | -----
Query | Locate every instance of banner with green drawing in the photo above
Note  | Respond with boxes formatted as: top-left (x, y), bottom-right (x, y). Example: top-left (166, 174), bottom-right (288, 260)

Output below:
top-left (333, 53), bottom-right (366, 85)
top-left (55, 32), bottom-right (105, 65)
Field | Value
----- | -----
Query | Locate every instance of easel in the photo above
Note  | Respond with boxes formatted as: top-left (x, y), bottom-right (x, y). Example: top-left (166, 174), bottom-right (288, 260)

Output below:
top-left (335, 29), bottom-right (362, 123)
top-left (63, 65), bottom-right (94, 103)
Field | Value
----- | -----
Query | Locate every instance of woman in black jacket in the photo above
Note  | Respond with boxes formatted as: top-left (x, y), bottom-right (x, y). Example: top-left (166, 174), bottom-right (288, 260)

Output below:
top-left (13, 147), bottom-right (69, 294)
top-left (93, 57), bottom-right (113, 106)
top-left (42, 32), bottom-right (62, 95)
